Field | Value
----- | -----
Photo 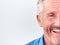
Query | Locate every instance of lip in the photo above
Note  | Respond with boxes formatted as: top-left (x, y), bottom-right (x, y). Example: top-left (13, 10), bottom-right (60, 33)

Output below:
top-left (52, 30), bottom-right (60, 33)
top-left (51, 29), bottom-right (60, 36)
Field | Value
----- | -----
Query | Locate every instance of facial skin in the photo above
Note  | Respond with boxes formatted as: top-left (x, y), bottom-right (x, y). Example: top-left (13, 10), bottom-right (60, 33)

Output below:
top-left (36, 0), bottom-right (60, 45)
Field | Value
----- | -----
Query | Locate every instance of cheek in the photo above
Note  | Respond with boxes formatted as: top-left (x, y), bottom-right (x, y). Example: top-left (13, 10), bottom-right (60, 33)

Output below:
top-left (42, 18), bottom-right (54, 33)
top-left (42, 19), bottom-right (50, 28)
top-left (41, 15), bottom-right (55, 32)
top-left (43, 21), bottom-right (50, 31)
top-left (42, 16), bottom-right (54, 29)
top-left (42, 21), bottom-right (52, 38)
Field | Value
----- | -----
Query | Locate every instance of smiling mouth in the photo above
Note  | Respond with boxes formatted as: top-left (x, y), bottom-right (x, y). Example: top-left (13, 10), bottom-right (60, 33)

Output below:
top-left (50, 25), bottom-right (60, 34)
top-left (52, 30), bottom-right (60, 33)
top-left (51, 29), bottom-right (60, 36)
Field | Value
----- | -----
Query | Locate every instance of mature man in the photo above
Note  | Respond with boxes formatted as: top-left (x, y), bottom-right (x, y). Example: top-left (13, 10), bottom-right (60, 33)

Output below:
top-left (26, 0), bottom-right (60, 45)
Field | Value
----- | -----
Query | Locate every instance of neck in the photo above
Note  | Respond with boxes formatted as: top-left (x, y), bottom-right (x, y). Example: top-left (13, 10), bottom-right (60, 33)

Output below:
top-left (44, 35), bottom-right (54, 45)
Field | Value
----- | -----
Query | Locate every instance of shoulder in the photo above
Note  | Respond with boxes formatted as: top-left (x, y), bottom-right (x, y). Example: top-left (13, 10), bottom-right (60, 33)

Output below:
top-left (26, 35), bottom-right (44, 45)
top-left (26, 38), bottom-right (40, 45)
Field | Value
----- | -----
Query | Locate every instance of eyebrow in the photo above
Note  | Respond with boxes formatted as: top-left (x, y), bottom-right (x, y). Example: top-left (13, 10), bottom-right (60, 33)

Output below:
top-left (46, 10), bottom-right (57, 14)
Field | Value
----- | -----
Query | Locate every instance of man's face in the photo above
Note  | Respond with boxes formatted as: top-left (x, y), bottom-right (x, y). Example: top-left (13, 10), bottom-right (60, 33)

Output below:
top-left (37, 0), bottom-right (60, 45)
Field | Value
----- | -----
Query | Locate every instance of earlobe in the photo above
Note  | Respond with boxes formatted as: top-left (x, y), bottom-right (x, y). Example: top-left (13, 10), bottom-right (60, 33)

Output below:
top-left (36, 15), bottom-right (42, 27)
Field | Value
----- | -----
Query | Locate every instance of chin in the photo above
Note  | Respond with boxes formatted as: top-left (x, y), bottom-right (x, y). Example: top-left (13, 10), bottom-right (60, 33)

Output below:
top-left (50, 37), bottom-right (60, 45)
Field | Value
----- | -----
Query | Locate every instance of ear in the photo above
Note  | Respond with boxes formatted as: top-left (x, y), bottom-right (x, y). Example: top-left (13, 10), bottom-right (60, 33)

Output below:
top-left (36, 15), bottom-right (42, 27)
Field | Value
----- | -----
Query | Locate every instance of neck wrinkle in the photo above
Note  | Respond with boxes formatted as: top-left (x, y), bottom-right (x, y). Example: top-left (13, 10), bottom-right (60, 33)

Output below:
top-left (44, 35), bottom-right (54, 45)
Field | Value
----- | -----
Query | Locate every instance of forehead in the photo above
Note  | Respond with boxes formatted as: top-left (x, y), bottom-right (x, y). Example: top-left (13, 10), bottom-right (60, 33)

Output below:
top-left (43, 0), bottom-right (60, 12)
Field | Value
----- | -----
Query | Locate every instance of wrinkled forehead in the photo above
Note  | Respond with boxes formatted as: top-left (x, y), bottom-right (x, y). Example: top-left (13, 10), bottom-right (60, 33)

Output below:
top-left (43, 0), bottom-right (60, 6)
top-left (43, 0), bottom-right (60, 12)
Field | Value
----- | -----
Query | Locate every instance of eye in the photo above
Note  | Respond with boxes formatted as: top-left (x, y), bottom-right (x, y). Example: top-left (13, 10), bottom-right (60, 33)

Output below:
top-left (48, 12), bottom-right (55, 18)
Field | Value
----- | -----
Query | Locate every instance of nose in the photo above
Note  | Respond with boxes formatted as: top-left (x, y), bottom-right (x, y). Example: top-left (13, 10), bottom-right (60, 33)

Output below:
top-left (55, 15), bottom-right (60, 27)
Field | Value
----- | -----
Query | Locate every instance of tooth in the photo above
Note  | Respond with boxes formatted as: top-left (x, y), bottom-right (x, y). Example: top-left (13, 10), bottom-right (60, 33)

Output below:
top-left (53, 30), bottom-right (60, 32)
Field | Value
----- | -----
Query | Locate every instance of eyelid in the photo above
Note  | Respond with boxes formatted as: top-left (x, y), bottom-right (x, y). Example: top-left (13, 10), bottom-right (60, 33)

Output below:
top-left (48, 12), bottom-right (55, 17)
top-left (46, 12), bottom-right (56, 19)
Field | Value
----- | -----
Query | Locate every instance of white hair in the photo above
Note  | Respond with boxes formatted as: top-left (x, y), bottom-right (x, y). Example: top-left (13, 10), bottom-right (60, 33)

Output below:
top-left (37, 0), bottom-right (44, 18)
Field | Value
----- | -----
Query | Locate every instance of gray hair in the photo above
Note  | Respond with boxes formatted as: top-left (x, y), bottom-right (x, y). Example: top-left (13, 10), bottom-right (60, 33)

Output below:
top-left (37, 0), bottom-right (44, 18)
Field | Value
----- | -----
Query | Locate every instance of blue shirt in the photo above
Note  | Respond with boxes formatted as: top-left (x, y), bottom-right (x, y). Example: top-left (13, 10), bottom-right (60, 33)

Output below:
top-left (26, 35), bottom-right (44, 45)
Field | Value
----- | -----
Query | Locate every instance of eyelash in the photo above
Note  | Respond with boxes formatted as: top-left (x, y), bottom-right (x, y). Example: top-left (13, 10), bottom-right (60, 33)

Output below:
top-left (48, 13), bottom-right (55, 17)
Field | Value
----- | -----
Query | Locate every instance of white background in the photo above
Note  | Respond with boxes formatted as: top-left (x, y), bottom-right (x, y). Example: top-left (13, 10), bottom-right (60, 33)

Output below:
top-left (0, 0), bottom-right (44, 45)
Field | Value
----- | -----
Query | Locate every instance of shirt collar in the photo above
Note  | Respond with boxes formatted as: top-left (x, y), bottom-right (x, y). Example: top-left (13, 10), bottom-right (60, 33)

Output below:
top-left (39, 35), bottom-right (44, 45)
